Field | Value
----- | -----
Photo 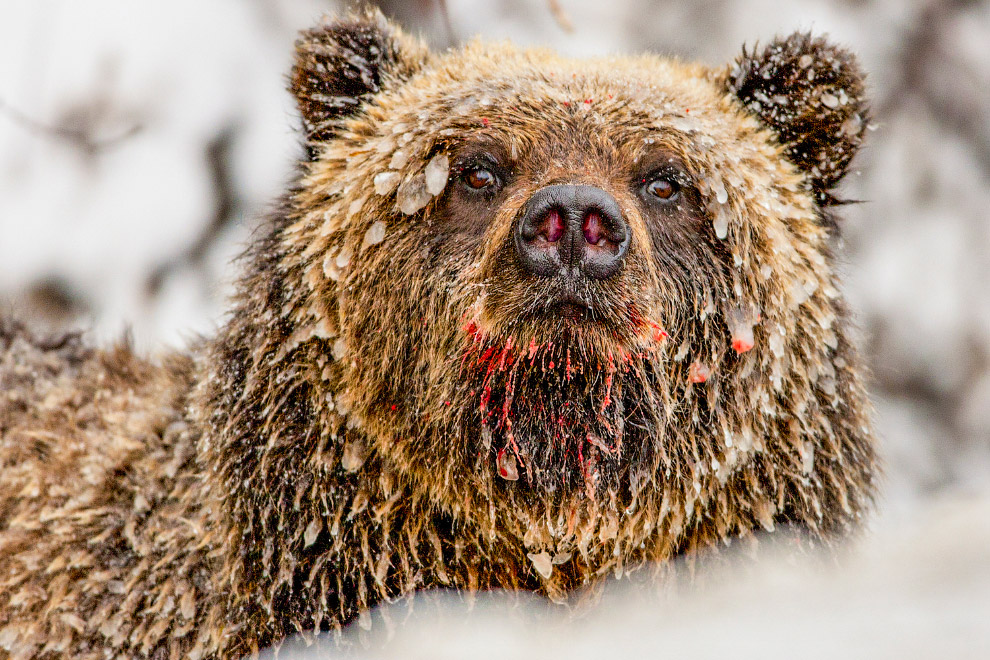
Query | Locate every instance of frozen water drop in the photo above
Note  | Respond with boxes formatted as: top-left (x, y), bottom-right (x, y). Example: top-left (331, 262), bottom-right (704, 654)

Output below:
top-left (304, 520), bottom-right (321, 547)
top-left (424, 153), bottom-right (449, 195)
top-left (821, 92), bottom-right (840, 108)
top-left (373, 171), bottom-right (401, 195)
top-left (362, 221), bottom-right (387, 249)
top-left (527, 551), bottom-right (553, 579)
top-left (342, 439), bottom-right (367, 472)
top-left (335, 245), bottom-right (353, 269)
top-left (396, 174), bottom-right (432, 215)
top-left (688, 361), bottom-right (710, 384)
top-left (496, 448), bottom-right (519, 481)
top-left (727, 305), bottom-right (758, 354)
top-left (769, 327), bottom-right (785, 358)
top-left (713, 206), bottom-right (730, 240)
top-left (389, 149), bottom-right (409, 170)
top-left (347, 198), bottom-right (363, 218)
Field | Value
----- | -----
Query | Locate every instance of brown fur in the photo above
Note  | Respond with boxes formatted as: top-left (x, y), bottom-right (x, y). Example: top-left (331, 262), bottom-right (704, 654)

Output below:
top-left (0, 11), bottom-right (877, 658)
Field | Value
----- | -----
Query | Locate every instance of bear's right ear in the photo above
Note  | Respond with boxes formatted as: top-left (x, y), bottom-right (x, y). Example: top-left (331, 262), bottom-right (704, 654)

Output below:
top-left (291, 11), bottom-right (428, 154)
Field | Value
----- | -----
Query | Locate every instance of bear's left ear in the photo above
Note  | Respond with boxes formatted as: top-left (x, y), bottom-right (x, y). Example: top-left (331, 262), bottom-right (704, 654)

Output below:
top-left (291, 10), bottom-right (429, 155)
top-left (723, 33), bottom-right (869, 206)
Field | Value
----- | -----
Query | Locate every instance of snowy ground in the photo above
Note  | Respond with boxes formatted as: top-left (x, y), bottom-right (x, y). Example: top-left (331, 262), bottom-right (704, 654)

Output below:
top-left (2, 0), bottom-right (988, 651)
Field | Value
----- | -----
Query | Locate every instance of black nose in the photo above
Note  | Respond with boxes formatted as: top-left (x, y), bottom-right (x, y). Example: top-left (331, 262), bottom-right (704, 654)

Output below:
top-left (515, 184), bottom-right (630, 280)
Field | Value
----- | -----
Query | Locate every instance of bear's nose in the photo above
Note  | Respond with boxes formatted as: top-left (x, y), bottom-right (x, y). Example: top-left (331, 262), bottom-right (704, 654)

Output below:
top-left (515, 184), bottom-right (630, 281)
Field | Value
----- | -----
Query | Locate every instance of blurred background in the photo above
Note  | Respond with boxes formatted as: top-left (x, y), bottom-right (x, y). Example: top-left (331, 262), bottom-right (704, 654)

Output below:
top-left (1, 0), bottom-right (988, 532)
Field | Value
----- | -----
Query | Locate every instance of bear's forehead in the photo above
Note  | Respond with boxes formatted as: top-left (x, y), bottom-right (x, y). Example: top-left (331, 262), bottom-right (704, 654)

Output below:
top-left (361, 45), bottom-right (766, 162)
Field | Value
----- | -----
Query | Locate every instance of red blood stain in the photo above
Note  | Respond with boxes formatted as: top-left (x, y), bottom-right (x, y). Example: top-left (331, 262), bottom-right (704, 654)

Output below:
top-left (650, 322), bottom-right (669, 343)
top-left (548, 360), bottom-right (555, 369)
top-left (731, 337), bottom-right (755, 354)
top-left (496, 447), bottom-right (519, 481)
top-left (689, 361), bottom-right (711, 384)
top-left (481, 117), bottom-right (490, 127)
top-left (390, 404), bottom-right (397, 411)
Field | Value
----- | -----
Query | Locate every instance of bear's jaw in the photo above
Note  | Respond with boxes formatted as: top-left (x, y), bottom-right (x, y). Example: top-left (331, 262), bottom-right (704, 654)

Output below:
top-left (453, 329), bottom-right (673, 501)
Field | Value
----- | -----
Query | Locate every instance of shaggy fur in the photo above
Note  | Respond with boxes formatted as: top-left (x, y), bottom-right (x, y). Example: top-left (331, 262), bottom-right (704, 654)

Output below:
top-left (0, 11), bottom-right (876, 658)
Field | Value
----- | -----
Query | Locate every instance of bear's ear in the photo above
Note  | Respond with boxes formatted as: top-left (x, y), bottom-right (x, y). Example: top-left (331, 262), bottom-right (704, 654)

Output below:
top-left (723, 33), bottom-right (869, 206)
top-left (291, 11), bottom-right (428, 154)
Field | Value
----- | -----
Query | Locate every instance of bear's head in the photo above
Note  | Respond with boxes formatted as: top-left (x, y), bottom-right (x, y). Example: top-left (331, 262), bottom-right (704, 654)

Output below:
top-left (266, 10), bottom-right (874, 553)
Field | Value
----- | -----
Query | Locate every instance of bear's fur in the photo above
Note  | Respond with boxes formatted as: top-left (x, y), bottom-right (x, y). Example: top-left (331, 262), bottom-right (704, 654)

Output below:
top-left (0, 11), bottom-right (876, 658)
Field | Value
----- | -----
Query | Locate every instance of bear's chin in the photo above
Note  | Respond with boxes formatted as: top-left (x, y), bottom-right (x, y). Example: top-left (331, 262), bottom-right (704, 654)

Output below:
top-left (456, 329), bottom-right (671, 501)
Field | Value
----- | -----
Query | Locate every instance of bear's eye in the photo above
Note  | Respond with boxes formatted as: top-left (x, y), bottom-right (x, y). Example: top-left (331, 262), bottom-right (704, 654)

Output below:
top-left (463, 167), bottom-right (497, 190)
top-left (645, 176), bottom-right (680, 201)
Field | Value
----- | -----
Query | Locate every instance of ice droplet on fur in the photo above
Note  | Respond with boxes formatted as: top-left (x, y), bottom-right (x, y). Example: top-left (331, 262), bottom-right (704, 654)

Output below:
top-left (496, 447), bottom-right (519, 481)
top-left (396, 174), bottom-right (432, 215)
top-left (689, 361), bottom-right (710, 384)
top-left (332, 338), bottom-right (347, 360)
top-left (304, 520), bottom-right (320, 547)
top-left (527, 551), bottom-right (553, 579)
top-left (362, 221), bottom-right (386, 249)
top-left (342, 439), bottom-right (367, 472)
top-left (424, 154), bottom-right (449, 195)
top-left (769, 327), bottom-right (786, 358)
top-left (373, 171), bottom-right (400, 195)
top-left (709, 175), bottom-right (728, 204)
top-left (713, 205), bottom-right (730, 240)
top-left (821, 92), bottom-right (840, 108)
top-left (389, 149), bottom-right (409, 169)
top-left (727, 305), bottom-right (758, 354)
top-left (801, 441), bottom-right (815, 475)
top-left (335, 246), bottom-right (353, 269)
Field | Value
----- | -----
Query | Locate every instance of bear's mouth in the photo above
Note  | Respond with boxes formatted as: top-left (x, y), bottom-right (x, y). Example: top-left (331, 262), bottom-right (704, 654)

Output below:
top-left (550, 291), bottom-right (591, 321)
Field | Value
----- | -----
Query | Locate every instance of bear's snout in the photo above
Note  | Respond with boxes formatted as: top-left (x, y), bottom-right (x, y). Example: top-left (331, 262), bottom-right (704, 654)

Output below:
top-left (514, 184), bottom-right (630, 281)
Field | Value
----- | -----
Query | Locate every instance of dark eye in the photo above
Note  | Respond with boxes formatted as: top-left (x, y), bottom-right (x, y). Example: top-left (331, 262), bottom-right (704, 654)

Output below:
top-left (646, 176), bottom-right (680, 201)
top-left (463, 167), bottom-right (497, 190)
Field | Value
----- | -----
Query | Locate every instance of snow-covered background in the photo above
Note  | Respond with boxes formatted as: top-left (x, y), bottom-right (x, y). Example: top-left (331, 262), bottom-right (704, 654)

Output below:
top-left (1, 0), bottom-right (988, 651)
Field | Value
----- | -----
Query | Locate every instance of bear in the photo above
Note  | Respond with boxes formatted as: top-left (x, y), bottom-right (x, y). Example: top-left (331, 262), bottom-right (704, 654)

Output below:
top-left (0, 9), bottom-right (877, 658)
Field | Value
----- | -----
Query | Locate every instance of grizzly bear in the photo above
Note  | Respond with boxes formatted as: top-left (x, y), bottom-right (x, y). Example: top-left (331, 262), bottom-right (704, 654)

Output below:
top-left (0, 10), bottom-right (876, 658)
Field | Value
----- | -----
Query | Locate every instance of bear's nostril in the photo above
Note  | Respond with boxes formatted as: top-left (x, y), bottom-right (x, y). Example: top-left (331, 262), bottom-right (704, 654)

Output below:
top-left (583, 212), bottom-right (604, 246)
top-left (540, 209), bottom-right (565, 243)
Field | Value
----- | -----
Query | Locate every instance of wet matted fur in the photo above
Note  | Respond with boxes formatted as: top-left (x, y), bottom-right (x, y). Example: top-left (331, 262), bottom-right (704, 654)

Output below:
top-left (0, 11), bottom-right (876, 658)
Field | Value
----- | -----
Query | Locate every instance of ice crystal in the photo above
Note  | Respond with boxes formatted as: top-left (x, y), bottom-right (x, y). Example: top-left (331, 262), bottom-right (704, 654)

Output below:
top-left (396, 174), bottom-right (432, 215)
top-left (373, 171), bottom-right (401, 195)
top-left (362, 221), bottom-right (386, 249)
top-left (424, 154), bottom-right (449, 195)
